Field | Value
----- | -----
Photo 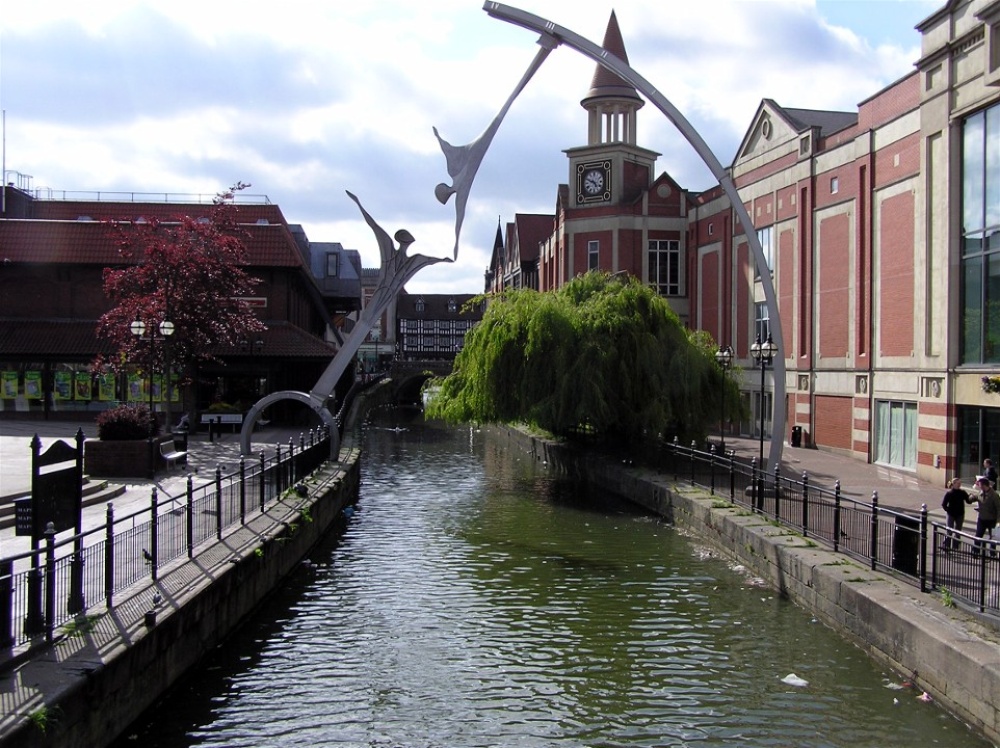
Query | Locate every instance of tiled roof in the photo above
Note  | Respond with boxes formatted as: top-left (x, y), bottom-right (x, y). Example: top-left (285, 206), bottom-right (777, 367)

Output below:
top-left (396, 294), bottom-right (483, 321)
top-left (0, 219), bottom-right (304, 267)
top-left (0, 318), bottom-right (111, 357)
top-left (583, 11), bottom-right (643, 105)
top-left (515, 214), bottom-right (554, 263)
top-left (773, 102), bottom-right (858, 138)
top-left (30, 200), bottom-right (288, 225)
top-left (210, 321), bottom-right (338, 359)
top-left (0, 318), bottom-right (337, 359)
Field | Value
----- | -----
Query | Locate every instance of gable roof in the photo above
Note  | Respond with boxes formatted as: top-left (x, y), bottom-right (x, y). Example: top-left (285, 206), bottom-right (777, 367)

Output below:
top-left (514, 213), bottom-right (554, 263)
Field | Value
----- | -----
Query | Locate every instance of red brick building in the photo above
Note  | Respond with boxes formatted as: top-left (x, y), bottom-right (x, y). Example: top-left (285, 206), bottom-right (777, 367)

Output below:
top-left (0, 187), bottom-right (357, 424)
top-left (488, 1), bottom-right (1000, 484)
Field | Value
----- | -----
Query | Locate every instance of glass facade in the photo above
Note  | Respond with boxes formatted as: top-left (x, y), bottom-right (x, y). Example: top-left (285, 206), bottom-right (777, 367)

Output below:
top-left (957, 406), bottom-right (1000, 483)
top-left (960, 102), bottom-right (1000, 363)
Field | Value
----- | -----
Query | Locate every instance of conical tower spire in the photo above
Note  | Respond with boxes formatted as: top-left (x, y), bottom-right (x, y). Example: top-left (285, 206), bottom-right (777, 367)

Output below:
top-left (581, 11), bottom-right (643, 146)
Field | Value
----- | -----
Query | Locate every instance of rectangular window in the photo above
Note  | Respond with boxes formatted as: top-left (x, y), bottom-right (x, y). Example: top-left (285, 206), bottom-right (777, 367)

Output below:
top-left (648, 239), bottom-right (682, 296)
top-left (830, 176), bottom-right (839, 194)
top-left (588, 240), bottom-right (600, 271)
top-left (753, 226), bottom-right (773, 279)
top-left (873, 400), bottom-right (917, 470)
top-left (326, 253), bottom-right (339, 277)
top-left (960, 102), bottom-right (1000, 363)
top-left (754, 302), bottom-right (770, 343)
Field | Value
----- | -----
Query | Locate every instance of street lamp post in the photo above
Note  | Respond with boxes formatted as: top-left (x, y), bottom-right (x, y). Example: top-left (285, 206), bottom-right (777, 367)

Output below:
top-left (749, 334), bottom-right (778, 467)
top-left (131, 319), bottom-right (174, 476)
top-left (715, 345), bottom-right (733, 454)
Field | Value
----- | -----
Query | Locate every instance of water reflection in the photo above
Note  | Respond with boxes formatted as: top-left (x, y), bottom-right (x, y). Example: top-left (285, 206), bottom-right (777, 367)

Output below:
top-left (113, 411), bottom-right (989, 747)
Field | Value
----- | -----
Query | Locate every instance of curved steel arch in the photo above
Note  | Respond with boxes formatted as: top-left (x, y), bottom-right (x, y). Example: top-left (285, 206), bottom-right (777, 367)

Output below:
top-left (242, 390), bottom-right (341, 458)
top-left (484, 2), bottom-right (786, 468)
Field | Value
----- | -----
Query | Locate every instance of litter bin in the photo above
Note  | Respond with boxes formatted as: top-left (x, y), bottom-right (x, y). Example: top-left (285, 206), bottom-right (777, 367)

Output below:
top-left (172, 427), bottom-right (189, 452)
top-left (891, 514), bottom-right (920, 575)
top-left (790, 425), bottom-right (802, 448)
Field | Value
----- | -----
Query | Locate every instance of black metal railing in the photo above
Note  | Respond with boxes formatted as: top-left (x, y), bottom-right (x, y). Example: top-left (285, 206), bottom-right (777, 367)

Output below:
top-left (661, 438), bottom-right (999, 616)
top-left (0, 426), bottom-right (333, 655)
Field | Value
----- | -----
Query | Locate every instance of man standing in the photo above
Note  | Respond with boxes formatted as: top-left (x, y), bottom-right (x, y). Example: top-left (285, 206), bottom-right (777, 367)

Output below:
top-left (973, 477), bottom-right (1000, 555)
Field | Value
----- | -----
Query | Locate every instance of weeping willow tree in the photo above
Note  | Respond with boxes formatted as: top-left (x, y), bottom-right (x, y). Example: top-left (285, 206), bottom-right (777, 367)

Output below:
top-left (425, 272), bottom-right (741, 444)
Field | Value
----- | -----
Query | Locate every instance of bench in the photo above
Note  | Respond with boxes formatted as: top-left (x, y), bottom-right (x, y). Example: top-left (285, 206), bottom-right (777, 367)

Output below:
top-left (200, 413), bottom-right (243, 433)
top-left (160, 441), bottom-right (188, 469)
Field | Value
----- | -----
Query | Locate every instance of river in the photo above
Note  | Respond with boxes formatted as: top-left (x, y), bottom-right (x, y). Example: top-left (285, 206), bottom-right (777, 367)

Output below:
top-left (112, 408), bottom-right (989, 747)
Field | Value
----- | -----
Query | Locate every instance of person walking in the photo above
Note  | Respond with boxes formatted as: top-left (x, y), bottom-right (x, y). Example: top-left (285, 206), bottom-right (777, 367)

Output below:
top-left (941, 478), bottom-right (972, 550)
top-left (983, 458), bottom-right (998, 489)
top-left (972, 477), bottom-right (1000, 556)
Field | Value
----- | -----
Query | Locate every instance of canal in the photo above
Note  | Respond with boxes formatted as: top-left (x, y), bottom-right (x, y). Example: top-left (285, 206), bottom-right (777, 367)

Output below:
top-left (113, 408), bottom-right (989, 747)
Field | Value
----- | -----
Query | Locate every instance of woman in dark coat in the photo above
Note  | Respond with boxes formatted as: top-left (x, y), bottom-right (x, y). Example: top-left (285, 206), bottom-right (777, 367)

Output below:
top-left (941, 477), bottom-right (971, 550)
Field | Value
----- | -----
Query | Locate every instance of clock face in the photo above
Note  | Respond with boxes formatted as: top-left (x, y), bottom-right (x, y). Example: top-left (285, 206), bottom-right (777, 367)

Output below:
top-left (577, 161), bottom-right (610, 203)
top-left (583, 169), bottom-right (604, 195)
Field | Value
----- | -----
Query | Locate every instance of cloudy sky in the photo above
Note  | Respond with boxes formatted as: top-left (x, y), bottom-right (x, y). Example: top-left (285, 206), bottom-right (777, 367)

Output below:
top-left (1, 0), bottom-right (939, 294)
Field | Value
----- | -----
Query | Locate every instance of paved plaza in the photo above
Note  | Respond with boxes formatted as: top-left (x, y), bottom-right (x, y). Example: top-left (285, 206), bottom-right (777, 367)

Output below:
top-left (0, 418), bottom-right (320, 557)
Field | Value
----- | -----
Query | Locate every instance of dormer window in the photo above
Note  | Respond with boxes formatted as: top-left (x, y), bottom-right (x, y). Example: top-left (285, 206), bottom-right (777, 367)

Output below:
top-left (447, 298), bottom-right (457, 313)
top-left (415, 297), bottom-right (425, 312)
top-left (326, 253), bottom-right (339, 277)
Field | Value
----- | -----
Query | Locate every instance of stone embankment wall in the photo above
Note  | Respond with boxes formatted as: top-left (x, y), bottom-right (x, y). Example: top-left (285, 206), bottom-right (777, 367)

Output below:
top-left (5, 385), bottom-right (394, 748)
top-left (491, 425), bottom-right (1000, 744)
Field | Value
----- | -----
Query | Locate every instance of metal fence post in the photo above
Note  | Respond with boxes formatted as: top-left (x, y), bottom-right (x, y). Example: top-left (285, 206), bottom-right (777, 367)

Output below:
top-left (802, 471), bottom-right (810, 538)
top-left (215, 466), bottom-right (223, 541)
top-left (0, 559), bottom-right (13, 648)
top-left (833, 481), bottom-right (842, 553)
top-left (186, 475), bottom-right (194, 558)
top-left (239, 456), bottom-right (246, 526)
top-left (709, 444), bottom-right (716, 496)
top-left (919, 503), bottom-right (928, 593)
top-left (259, 452), bottom-right (266, 512)
top-left (105, 503), bottom-right (115, 607)
top-left (728, 449), bottom-right (735, 503)
top-left (690, 440), bottom-right (696, 485)
top-left (290, 437), bottom-right (297, 487)
top-left (276, 444), bottom-right (283, 495)
top-left (773, 462), bottom-right (782, 521)
top-left (149, 487), bottom-right (158, 582)
top-left (870, 491), bottom-right (879, 570)
top-left (44, 522), bottom-right (56, 644)
top-left (672, 436), bottom-right (679, 481)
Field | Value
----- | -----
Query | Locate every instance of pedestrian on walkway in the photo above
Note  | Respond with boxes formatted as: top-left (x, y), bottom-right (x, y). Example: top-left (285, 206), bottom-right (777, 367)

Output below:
top-left (972, 477), bottom-right (1000, 556)
top-left (941, 477), bottom-right (971, 550)
top-left (983, 458), bottom-right (998, 488)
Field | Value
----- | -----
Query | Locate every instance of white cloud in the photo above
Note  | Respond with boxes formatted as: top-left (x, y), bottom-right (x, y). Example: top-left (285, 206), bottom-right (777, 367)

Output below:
top-left (1, 0), bottom-right (933, 293)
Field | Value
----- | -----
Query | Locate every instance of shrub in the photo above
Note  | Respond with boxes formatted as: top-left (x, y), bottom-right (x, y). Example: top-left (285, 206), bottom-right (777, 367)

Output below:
top-left (96, 404), bottom-right (159, 440)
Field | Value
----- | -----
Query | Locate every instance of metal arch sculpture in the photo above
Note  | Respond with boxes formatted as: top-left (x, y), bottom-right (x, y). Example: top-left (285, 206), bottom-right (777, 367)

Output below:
top-left (483, 2), bottom-right (787, 469)
top-left (239, 37), bottom-right (556, 458)
top-left (242, 2), bottom-right (786, 469)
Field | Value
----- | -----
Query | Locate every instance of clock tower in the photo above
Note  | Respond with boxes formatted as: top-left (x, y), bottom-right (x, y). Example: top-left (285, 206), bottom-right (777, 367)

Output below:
top-left (565, 11), bottom-right (659, 208)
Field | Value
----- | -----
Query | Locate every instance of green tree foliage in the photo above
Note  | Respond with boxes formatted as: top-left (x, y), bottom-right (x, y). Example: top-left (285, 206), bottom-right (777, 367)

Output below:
top-left (425, 272), bottom-right (740, 443)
